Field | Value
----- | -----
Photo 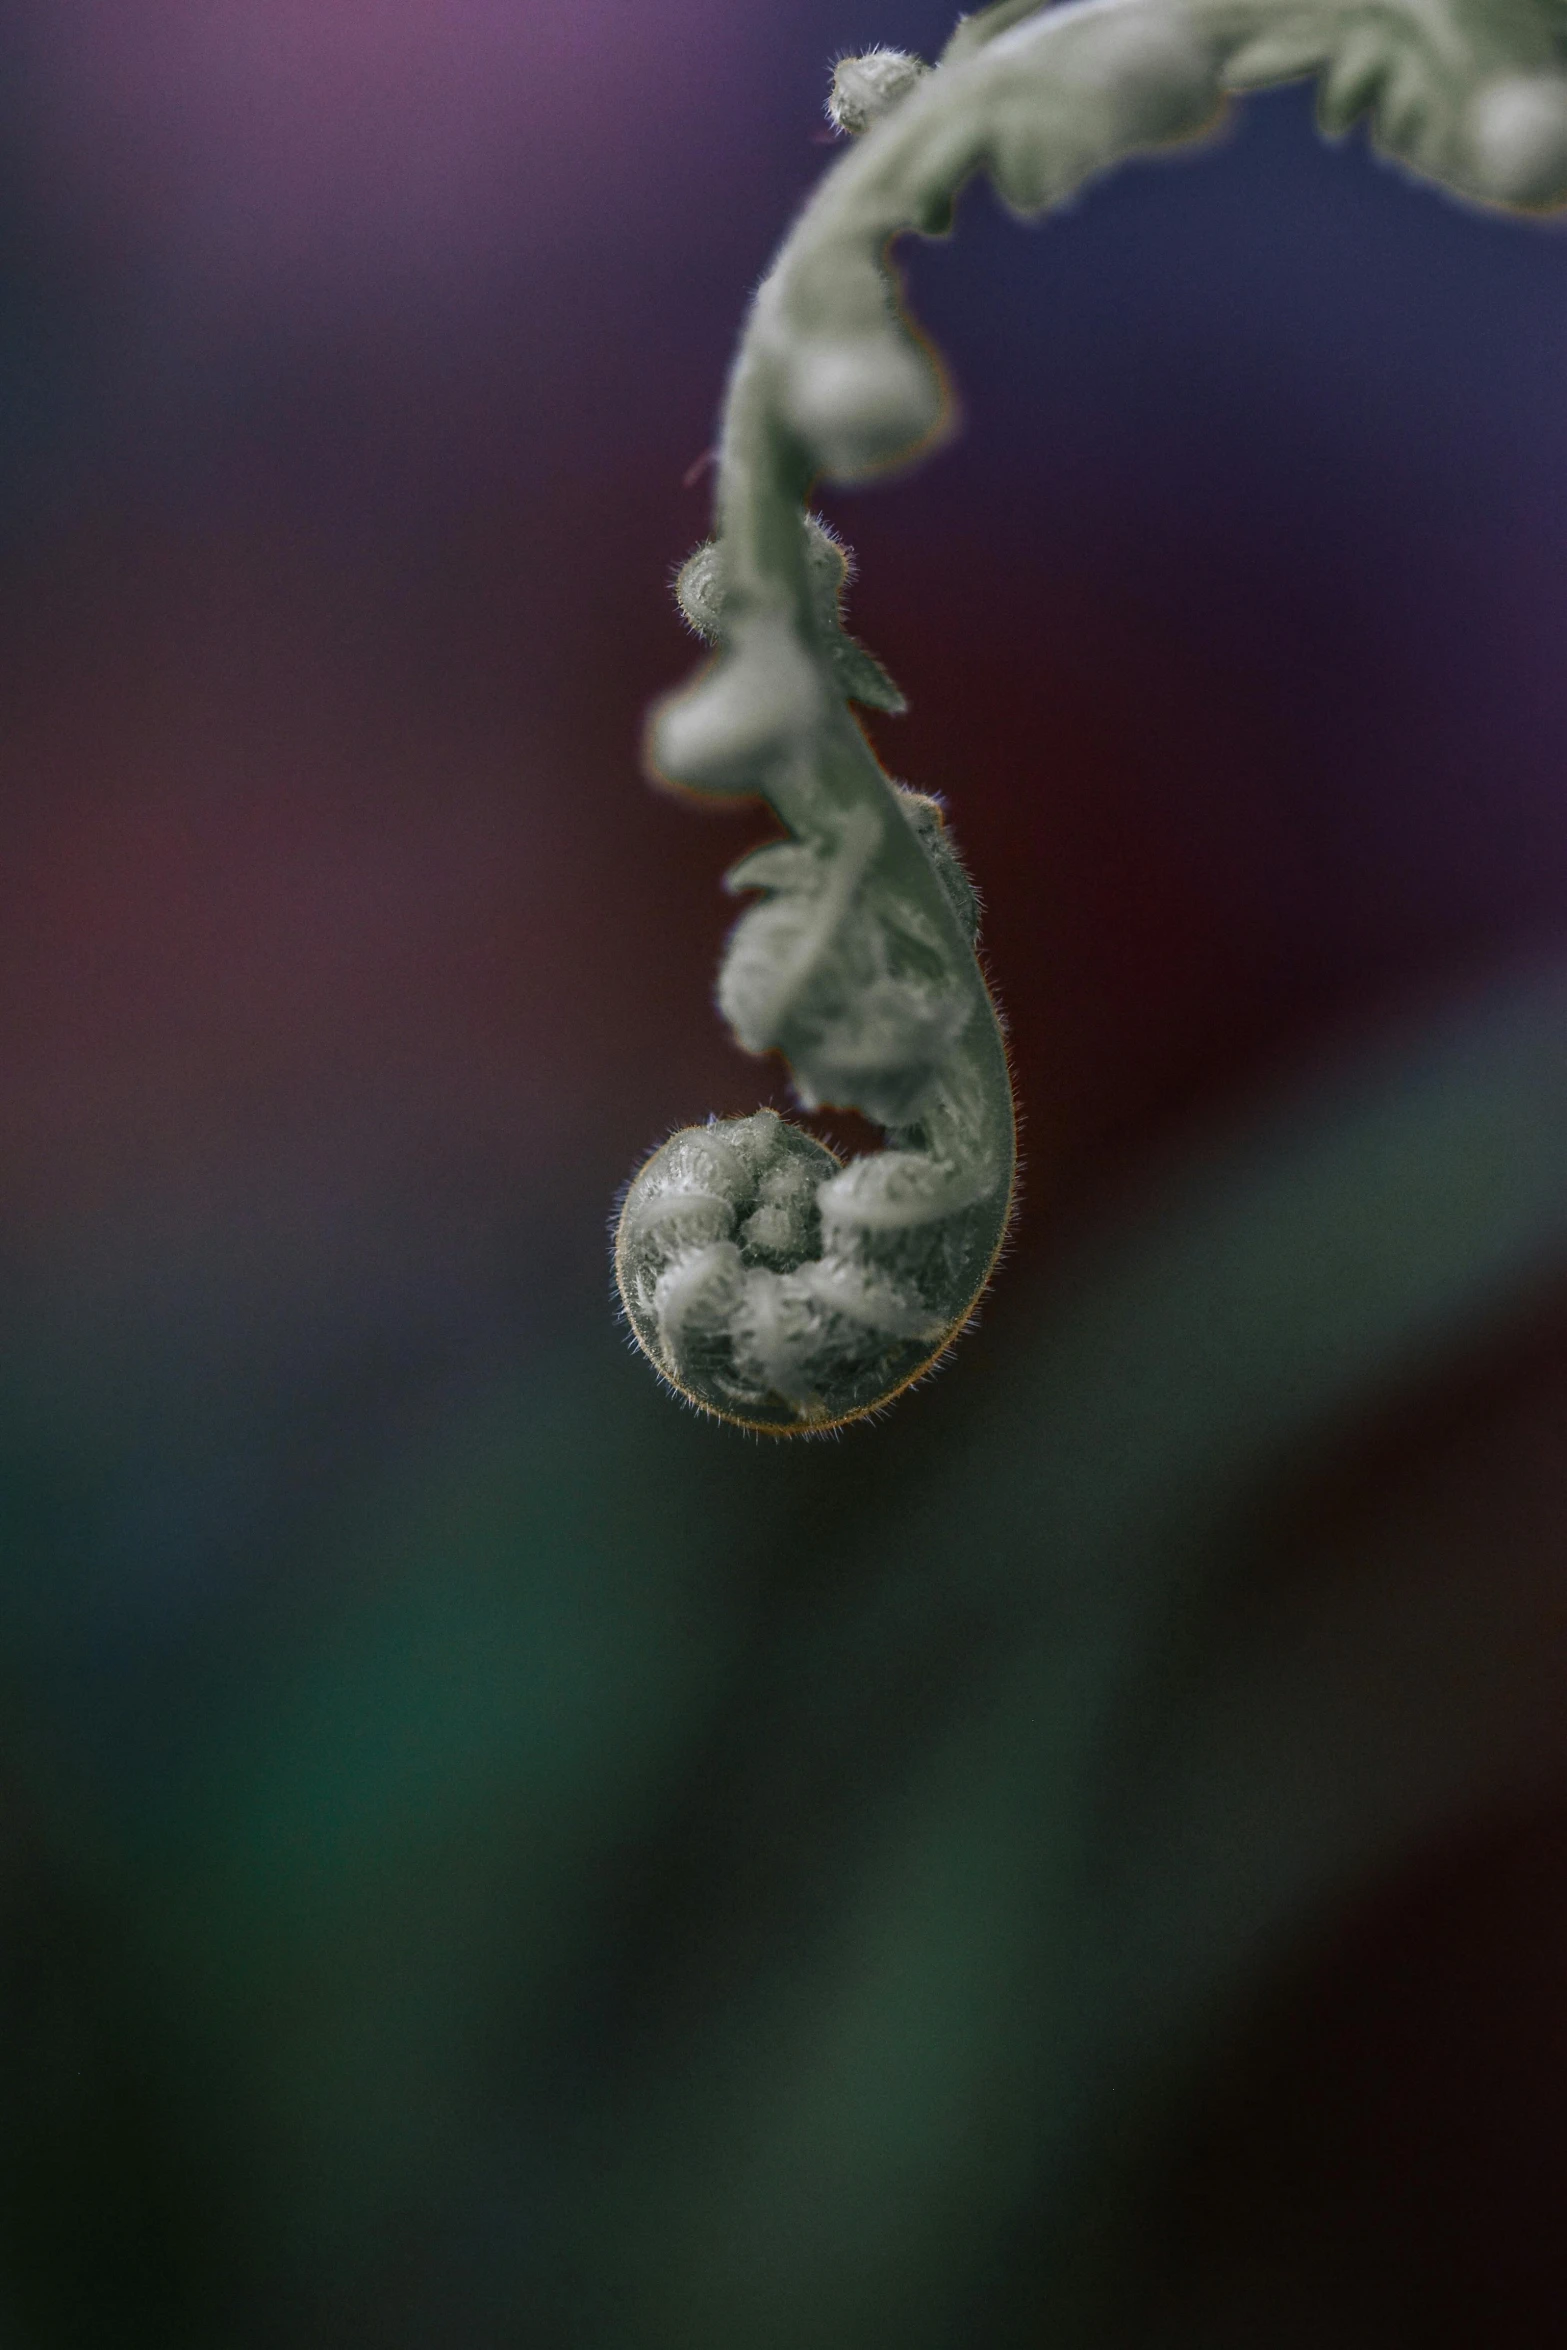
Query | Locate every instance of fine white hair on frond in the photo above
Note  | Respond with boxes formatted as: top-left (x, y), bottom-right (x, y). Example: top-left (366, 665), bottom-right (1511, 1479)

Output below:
top-left (826, 47), bottom-right (933, 136)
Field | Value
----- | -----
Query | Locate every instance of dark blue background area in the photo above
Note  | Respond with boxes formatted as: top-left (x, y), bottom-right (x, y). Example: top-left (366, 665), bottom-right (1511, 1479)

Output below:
top-left (851, 86), bottom-right (1567, 1184)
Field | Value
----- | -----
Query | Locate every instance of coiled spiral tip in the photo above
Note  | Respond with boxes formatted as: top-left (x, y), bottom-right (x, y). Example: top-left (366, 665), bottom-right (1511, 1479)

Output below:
top-left (614, 1109), bottom-right (995, 1434)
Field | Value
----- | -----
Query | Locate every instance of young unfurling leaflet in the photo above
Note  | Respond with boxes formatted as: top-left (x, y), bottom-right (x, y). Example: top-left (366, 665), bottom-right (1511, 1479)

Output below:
top-left (614, 0), bottom-right (1567, 1434)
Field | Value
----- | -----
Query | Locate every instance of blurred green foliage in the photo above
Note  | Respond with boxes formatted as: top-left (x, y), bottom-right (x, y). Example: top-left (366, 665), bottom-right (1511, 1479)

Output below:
top-left (3, 971), bottom-right (1567, 2343)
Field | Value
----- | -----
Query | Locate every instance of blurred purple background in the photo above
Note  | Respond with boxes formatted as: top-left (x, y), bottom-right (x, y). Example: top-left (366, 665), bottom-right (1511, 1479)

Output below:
top-left (1, 4), bottom-right (1567, 2343)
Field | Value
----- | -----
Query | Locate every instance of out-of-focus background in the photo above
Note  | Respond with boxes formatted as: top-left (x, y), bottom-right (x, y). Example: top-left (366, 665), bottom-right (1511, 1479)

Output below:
top-left (4, 3), bottom-right (1567, 2344)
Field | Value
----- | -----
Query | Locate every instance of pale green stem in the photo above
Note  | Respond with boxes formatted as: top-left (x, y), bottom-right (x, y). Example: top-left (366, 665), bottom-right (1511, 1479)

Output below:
top-left (616, 0), bottom-right (1567, 1435)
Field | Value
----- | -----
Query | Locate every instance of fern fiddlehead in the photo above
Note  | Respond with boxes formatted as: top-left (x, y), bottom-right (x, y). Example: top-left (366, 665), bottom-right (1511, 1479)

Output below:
top-left (614, 0), bottom-right (1567, 1436)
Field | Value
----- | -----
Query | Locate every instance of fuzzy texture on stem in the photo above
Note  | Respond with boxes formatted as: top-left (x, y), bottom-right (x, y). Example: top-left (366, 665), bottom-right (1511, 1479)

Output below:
top-left (614, 0), bottom-right (1567, 1436)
